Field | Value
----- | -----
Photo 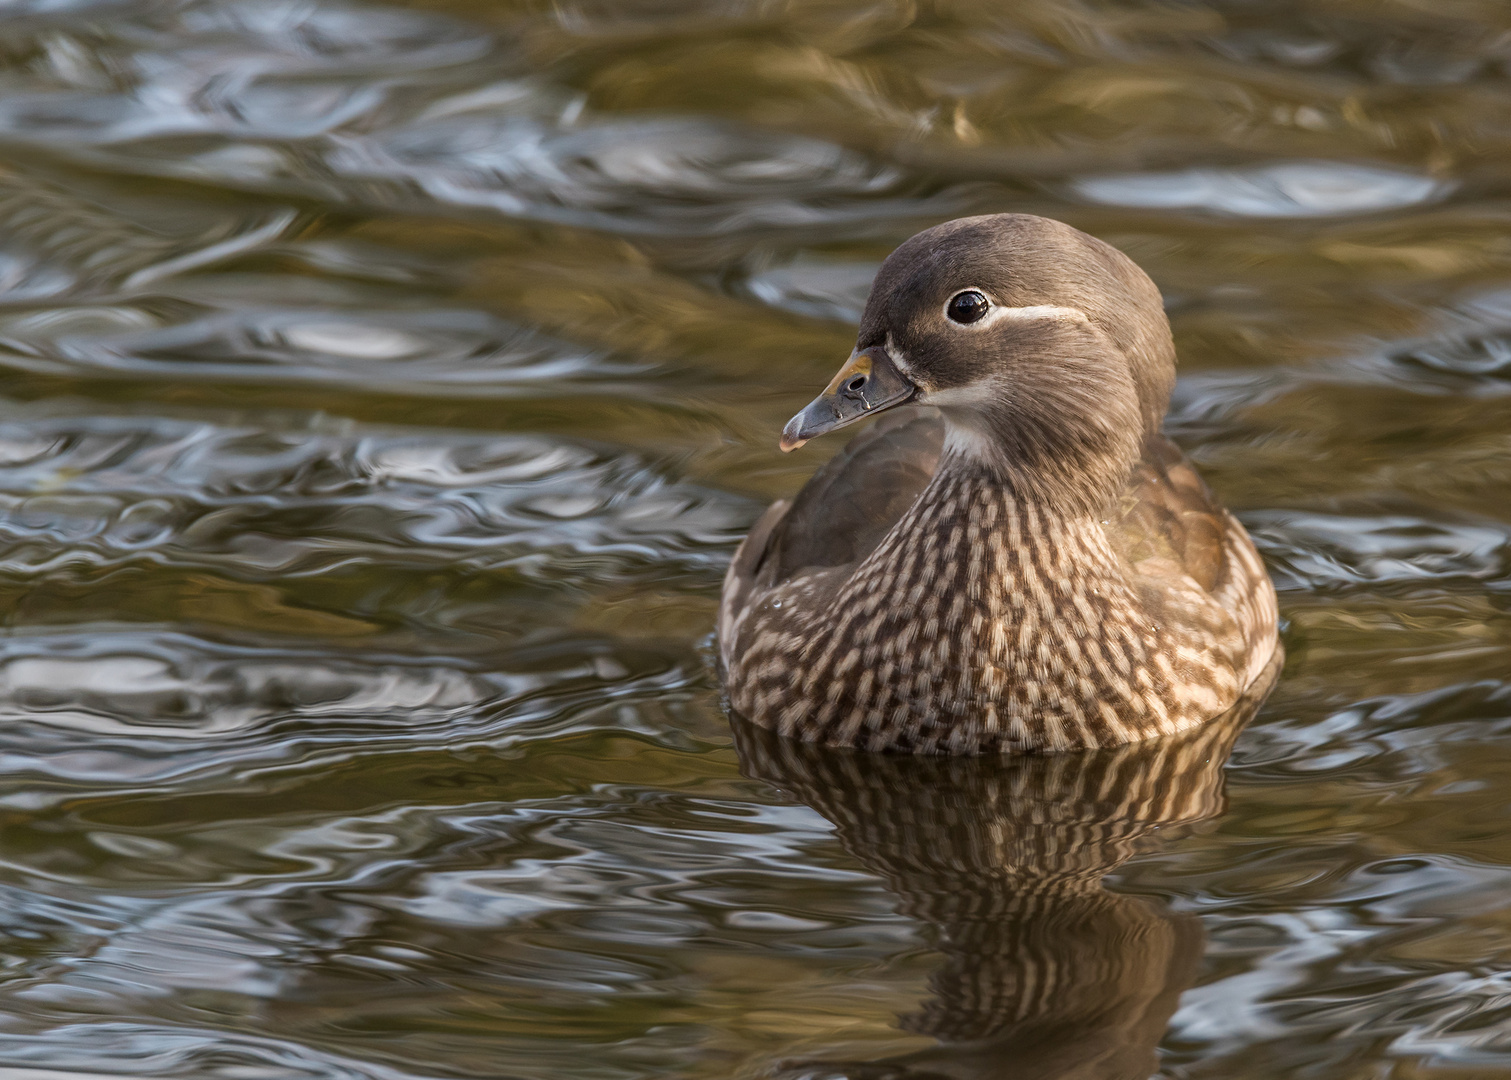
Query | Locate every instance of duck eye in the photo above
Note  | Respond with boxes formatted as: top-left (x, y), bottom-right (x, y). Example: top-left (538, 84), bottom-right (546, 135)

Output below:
top-left (946, 290), bottom-right (990, 324)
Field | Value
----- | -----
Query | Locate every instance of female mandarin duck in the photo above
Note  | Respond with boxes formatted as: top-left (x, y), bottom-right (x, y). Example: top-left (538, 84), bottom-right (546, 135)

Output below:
top-left (718, 214), bottom-right (1280, 754)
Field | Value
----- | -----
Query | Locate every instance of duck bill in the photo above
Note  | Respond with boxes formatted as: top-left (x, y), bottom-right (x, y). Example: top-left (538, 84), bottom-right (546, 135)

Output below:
top-left (779, 346), bottom-right (917, 452)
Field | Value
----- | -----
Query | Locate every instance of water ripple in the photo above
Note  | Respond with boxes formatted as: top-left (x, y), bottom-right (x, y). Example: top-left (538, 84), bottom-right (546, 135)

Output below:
top-left (0, 306), bottom-right (644, 392)
top-left (0, 413), bottom-right (750, 579)
top-left (1248, 509), bottom-right (1511, 592)
top-left (0, 1), bottom-right (948, 237)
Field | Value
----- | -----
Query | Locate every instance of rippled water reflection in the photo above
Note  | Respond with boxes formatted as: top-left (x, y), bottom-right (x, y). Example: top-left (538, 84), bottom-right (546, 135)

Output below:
top-left (2, 0), bottom-right (1511, 1077)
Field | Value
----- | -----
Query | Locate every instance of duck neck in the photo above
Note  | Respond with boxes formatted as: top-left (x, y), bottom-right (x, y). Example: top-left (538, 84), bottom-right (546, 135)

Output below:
top-left (805, 441), bottom-right (1155, 752)
top-left (930, 441), bottom-right (1113, 528)
top-left (846, 432), bottom-right (1144, 664)
top-left (936, 409), bottom-right (1139, 521)
top-left (857, 436), bottom-right (1135, 627)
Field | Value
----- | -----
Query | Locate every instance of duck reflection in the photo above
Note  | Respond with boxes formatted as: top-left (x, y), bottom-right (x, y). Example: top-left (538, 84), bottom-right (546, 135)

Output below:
top-left (733, 677), bottom-right (1273, 1080)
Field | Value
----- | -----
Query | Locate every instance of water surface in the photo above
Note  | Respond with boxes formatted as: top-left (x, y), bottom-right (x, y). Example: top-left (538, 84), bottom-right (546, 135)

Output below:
top-left (2, 1), bottom-right (1511, 1077)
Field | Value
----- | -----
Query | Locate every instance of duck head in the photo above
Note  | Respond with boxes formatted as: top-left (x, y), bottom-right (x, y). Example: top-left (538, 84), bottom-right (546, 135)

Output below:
top-left (782, 214), bottom-right (1177, 506)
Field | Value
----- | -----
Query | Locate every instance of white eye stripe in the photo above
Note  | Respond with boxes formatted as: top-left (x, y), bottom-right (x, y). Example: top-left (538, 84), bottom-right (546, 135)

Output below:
top-left (945, 294), bottom-right (1082, 330)
top-left (989, 304), bottom-right (1082, 322)
top-left (883, 303), bottom-right (1085, 380)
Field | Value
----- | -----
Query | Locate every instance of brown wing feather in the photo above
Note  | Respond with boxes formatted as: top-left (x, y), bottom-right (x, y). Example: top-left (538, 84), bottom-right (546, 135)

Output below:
top-left (718, 408), bottom-right (943, 672)
top-left (768, 407), bottom-right (944, 582)
top-left (1114, 435), bottom-right (1225, 590)
top-left (1114, 434), bottom-right (1279, 689)
top-left (717, 496), bottom-right (787, 661)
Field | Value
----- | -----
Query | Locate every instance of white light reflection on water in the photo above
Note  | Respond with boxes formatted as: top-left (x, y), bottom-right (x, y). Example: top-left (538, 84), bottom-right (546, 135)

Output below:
top-left (1071, 162), bottom-right (1451, 218)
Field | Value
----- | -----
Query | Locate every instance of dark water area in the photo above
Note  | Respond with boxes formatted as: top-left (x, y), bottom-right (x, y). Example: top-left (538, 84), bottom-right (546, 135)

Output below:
top-left (1, 0), bottom-right (1510, 1076)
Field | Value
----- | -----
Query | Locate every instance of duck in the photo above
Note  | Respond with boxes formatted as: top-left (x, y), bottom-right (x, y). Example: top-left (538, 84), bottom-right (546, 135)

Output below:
top-left (718, 213), bottom-right (1279, 754)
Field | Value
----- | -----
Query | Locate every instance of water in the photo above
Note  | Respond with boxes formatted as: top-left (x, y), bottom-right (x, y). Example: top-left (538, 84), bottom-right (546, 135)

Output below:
top-left (0, 0), bottom-right (1509, 1076)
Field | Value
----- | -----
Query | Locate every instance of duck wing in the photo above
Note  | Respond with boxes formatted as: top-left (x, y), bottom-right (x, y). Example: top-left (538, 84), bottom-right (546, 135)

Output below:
top-left (771, 406), bottom-right (945, 581)
top-left (1113, 434), bottom-right (1279, 690)
top-left (718, 408), bottom-right (944, 666)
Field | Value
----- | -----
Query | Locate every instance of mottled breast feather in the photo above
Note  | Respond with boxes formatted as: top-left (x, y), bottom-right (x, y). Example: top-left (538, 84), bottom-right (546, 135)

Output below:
top-left (719, 410), bottom-right (1279, 753)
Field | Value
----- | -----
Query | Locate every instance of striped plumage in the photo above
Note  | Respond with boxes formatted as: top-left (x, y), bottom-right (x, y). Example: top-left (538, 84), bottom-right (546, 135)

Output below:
top-left (736, 663), bottom-right (1274, 1076)
top-left (720, 214), bottom-right (1279, 753)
